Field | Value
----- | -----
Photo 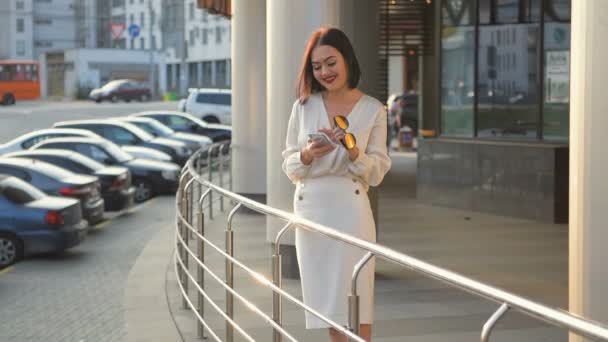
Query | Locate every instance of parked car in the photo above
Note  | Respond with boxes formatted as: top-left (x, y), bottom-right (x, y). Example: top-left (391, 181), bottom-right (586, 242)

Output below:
top-left (0, 127), bottom-right (171, 162)
top-left (183, 88), bottom-right (231, 124)
top-left (131, 111), bottom-right (232, 142)
top-left (5, 149), bottom-right (135, 212)
top-left (0, 175), bottom-right (88, 268)
top-left (89, 79), bottom-right (151, 103)
top-left (0, 158), bottom-right (105, 224)
top-left (116, 116), bottom-right (212, 151)
top-left (32, 137), bottom-right (181, 203)
top-left (53, 119), bottom-right (193, 165)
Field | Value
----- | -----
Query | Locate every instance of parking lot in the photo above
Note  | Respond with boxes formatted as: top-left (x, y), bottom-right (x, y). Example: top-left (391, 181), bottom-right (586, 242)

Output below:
top-left (0, 101), bottom-right (186, 342)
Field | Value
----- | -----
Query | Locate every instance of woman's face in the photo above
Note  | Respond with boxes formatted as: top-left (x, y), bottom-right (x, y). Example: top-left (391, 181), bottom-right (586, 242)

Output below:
top-left (310, 44), bottom-right (348, 92)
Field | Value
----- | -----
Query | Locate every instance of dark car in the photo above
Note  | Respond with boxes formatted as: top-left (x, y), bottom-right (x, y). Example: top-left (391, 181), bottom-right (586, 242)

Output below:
top-left (0, 158), bottom-right (105, 225)
top-left (32, 137), bottom-right (181, 203)
top-left (0, 175), bottom-right (88, 268)
top-left (131, 111), bottom-right (232, 142)
top-left (89, 79), bottom-right (151, 103)
top-left (53, 119), bottom-right (193, 165)
top-left (116, 116), bottom-right (212, 152)
top-left (5, 149), bottom-right (135, 212)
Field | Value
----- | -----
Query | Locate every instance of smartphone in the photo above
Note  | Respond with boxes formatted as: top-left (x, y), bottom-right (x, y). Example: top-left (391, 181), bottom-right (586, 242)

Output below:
top-left (307, 133), bottom-right (333, 146)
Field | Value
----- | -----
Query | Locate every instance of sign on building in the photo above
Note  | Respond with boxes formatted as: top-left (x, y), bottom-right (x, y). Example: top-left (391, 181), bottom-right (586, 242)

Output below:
top-left (111, 23), bottom-right (126, 40)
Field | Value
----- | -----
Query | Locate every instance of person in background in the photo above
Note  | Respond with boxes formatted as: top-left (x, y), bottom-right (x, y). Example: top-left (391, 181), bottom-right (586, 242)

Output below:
top-left (387, 96), bottom-right (403, 148)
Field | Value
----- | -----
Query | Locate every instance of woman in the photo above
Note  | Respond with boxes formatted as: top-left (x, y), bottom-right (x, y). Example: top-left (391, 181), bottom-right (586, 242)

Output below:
top-left (282, 27), bottom-right (391, 342)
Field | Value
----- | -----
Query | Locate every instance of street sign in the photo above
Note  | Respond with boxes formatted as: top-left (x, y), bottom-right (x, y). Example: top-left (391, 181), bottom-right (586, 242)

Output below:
top-left (111, 23), bottom-right (126, 40)
top-left (128, 24), bottom-right (141, 39)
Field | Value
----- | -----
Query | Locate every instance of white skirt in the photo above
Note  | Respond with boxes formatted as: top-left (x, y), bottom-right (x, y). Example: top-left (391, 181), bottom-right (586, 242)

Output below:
top-left (294, 175), bottom-right (376, 329)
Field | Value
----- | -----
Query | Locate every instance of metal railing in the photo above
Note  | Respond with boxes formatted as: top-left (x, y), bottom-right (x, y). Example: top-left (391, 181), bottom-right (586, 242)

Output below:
top-left (175, 143), bottom-right (608, 342)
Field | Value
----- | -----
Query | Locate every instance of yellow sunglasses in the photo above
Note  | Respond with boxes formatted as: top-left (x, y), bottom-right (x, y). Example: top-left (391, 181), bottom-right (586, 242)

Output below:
top-left (333, 115), bottom-right (357, 150)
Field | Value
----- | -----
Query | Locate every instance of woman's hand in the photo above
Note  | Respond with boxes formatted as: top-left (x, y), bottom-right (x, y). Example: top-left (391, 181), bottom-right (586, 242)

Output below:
top-left (300, 138), bottom-right (335, 165)
top-left (318, 127), bottom-right (344, 144)
top-left (319, 127), bottom-right (359, 161)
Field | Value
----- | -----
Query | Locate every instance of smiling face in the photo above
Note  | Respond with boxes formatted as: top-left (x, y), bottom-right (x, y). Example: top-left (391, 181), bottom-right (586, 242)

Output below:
top-left (310, 45), bottom-right (349, 93)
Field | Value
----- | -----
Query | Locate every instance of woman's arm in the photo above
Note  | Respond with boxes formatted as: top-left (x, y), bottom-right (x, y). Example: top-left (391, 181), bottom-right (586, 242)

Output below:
top-left (281, 102), bottom-right (313, 183)
top-left (347, 106), bottom-right (392, 186)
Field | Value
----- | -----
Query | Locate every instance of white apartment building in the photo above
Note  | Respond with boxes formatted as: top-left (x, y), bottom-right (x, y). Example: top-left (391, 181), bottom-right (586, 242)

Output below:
top-left (108, 0), bottom-right (230, 95)
top-left (0, 0), bottom-right (34, 60)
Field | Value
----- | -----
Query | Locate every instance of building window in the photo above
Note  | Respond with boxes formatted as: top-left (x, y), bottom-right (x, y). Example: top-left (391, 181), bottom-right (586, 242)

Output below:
top-left (477, 0), bottom-right (541, 139)
top-left (440, 0), bottom-right (571, 141)
top-left (215, 60), bottom-right (226, 87)
top-left (216, 26), bottom-right (221, 43)
top-left (440, 0), bottom-right (475, 137)
top-left (113, 0), bottom-right (125, 7)
top-left (140, 12), bottom-right (144, 28)
top-left (202, 61), bottom-right (212, 87)
top-left (16, 41), bottom-right (25, 56)
top-left (16, 18), bottom-right (25, 33)
top-left (202, 29), bottom-right (207, 45)
top-left (129, 0), bottom-right (133, 4)
top-left (189, 2), bottom-right (195, 20)
top-left (130, 38), bottom-right (135, 49)
top-left (16, 1), bottom-right (25, 10)
top-left (151, 35), bottom-right (156, 50)
top-left (202, 11), bottom-right (208, 22)
top-left (189, 30), bottom-right (195, 46)
top-left (129, 14), bottom-right (134, 25)
top-left (543, 0), bottom-right (571, 140)
top-left (151, 10), bottom-right (156, 28)
top-left (140, 37), bottom-right (145, 49)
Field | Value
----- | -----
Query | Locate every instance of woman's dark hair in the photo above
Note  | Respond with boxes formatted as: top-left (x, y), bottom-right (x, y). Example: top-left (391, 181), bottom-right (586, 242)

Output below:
top-left (296, 27), bottom-right (361, 103)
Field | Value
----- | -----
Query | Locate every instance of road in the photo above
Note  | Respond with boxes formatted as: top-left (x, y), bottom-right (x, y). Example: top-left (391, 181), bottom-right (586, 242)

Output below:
top-left (0, 101), bottom-right (180, 342)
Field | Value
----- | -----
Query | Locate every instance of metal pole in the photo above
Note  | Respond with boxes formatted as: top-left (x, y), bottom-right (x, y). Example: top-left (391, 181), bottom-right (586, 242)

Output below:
top-left (196, 200), bottom-right (206, 339)
top-left (219, 144), bottom-right (225, 212)
top-left (225, 203), bottom-right (241, 342)
top-left (481, 303), bottom-right (510, 342)
top-left (181, 183), bottom-right (189, 310)
top-left (272, 223), bottom-right (292, 342)
top-left (176, 182), bottom-right (184, 298)
top-left (229, 145), bottom-right (233, 192)
top-left (348, 252), bottom-right (374, 339)
top-left (207, 146), bottom-right (213, 220)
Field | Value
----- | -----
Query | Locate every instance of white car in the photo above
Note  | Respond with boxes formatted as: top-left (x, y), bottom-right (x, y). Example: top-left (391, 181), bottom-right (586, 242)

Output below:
top-left (0, 128), bottom-right (171, 162)
top-left (183, 88), bottom-right (231, 125)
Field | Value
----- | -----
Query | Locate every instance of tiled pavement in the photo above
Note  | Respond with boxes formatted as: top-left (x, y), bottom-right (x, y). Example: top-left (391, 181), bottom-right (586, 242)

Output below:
top-left (126, 152), bottom-right (569, 341)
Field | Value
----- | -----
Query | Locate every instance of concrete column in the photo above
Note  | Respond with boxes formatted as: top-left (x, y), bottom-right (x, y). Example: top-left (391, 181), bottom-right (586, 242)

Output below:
top-left (266, 0), bottom-right (380, 277)
top-left (569, 1), bottom-right (608, 341)
top-left (231, 0), bottom-right (266, 201)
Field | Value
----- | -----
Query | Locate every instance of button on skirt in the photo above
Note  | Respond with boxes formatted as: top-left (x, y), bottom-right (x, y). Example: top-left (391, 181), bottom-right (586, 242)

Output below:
top-left (294, 175), bottom-right (375, 329)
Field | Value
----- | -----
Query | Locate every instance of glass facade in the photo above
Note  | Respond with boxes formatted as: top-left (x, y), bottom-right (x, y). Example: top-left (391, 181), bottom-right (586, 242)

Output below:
top-left (440, 0), bottom-right (571, 141)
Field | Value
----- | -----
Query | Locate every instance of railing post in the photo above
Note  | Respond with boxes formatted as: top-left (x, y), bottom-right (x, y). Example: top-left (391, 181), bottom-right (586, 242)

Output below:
top-left (176, 180), bottom-right (184, 303)
top-left (181, 180), bottom-right (190, 310)
top-left (219, 144), bottom-right (225, 212)
top-left (196, 198), bottom-right (206, 339)
top-left (272, 223), bottom-right (292, 342)
top-left (481, 303), bottom-right (510, 342)
top-left (207, 146), bottom-right (213, 220)
top-left (225, 203), bottom-right (242, 342)
top-left (228, 145), bottom-right (233, 192)
top-left (348, 252), bottom-right (374, 340)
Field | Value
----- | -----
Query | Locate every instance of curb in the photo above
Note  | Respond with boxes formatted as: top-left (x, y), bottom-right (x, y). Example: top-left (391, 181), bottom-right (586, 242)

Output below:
top-left (124, 223), bottom-right (182, 342)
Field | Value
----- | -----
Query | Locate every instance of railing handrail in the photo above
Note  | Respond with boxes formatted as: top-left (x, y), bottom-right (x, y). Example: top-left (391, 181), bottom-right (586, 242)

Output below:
top-left (182, 147), bottom-right (608, 341)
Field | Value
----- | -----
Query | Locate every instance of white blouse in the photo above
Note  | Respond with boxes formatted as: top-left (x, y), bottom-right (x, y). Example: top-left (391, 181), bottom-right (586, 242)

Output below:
top-left (282, 93), bottom-right (392, 191)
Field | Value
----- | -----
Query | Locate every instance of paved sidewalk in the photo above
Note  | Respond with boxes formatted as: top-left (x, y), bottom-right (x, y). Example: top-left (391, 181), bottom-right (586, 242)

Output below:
top-left (125, 152), bottom-right (568, 341)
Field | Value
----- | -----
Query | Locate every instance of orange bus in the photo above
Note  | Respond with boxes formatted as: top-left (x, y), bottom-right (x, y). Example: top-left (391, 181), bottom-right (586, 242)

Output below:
top-left (0, 60), bottom-right (41, 105)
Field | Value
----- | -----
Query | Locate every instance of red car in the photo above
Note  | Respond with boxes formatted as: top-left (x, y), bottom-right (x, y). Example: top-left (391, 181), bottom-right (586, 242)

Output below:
top-left (89, 79), bottom-right (151, 103)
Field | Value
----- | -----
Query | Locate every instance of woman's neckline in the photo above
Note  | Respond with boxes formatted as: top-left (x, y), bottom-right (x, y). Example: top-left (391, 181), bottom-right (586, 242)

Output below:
top-left (319, 91), bottom-right (367, 127)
